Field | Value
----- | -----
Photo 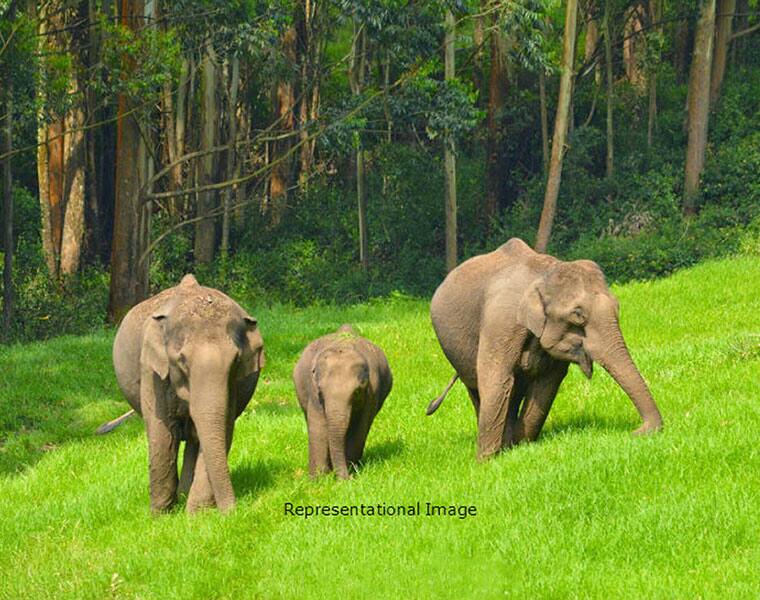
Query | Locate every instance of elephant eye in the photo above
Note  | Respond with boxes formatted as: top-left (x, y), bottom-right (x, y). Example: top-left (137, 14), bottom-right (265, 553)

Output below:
top-left (569, 308), bottom-right (586, 326)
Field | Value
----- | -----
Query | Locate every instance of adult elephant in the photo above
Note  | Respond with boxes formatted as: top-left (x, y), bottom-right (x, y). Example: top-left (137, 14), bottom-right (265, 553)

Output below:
top-left (111, 274), bottom-right (264, 513)
top-left (428, 238), bottom-right (662, 460)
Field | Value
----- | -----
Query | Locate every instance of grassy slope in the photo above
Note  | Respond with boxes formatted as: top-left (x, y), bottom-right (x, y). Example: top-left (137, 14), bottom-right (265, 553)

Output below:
top-left (0, 256), bottom-right (759, 599)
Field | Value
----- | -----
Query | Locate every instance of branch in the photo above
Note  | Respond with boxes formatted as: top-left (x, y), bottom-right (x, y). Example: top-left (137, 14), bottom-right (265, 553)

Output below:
top-left (730, 22), bottom-right (760, 40)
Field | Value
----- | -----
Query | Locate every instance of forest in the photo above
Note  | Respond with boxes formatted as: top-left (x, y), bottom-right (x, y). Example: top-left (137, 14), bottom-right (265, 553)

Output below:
top-left (0, 0), bottom-right (759, 339)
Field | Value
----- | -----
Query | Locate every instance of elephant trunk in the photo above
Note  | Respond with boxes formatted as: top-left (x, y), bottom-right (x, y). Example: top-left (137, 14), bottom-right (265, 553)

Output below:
top-left (189, 372), bottom-right (236, 512)
top-left (590, 324), bottom-right (663, 434)
top-left (324, 393), bottom-right (352, 480)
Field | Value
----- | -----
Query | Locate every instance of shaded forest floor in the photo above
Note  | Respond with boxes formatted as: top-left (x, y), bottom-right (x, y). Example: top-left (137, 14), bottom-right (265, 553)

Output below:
top-left (1, 255), bottom-right (759, 598)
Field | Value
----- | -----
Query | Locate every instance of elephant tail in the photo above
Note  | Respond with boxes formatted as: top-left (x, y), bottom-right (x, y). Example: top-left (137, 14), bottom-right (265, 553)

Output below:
top-left (426, 374), bottom-right (459, 416)
top-left (95, 409), bottom-right (136, 435)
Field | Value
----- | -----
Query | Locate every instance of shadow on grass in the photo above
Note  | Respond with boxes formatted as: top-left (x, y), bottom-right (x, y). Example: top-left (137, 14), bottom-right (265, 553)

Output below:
top-left (361, 438), bottom-right (405, 468)
top-left (232, 459), bottom-right (288, 499)
top-left (253, 398), bottom-right (300, 417)
top-left (543, 414), bottom-right (635, 440)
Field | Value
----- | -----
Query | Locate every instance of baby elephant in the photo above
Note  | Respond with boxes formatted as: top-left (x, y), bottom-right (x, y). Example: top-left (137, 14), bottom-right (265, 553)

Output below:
top-left (293, 326), bottom-right (392, 479)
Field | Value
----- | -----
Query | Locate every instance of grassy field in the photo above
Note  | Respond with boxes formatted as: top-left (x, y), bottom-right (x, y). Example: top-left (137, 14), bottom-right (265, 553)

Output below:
top-left (1, 255), bottom-right (759, 599)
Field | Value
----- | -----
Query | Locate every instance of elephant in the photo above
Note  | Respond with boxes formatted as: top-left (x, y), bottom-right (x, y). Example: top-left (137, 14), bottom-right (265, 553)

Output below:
top-left (293, 325), bottom-right (392, 479)
top-left (111, 274), bottom-right (265, 513)
top-left (427, 238), bottom-right (662, 460)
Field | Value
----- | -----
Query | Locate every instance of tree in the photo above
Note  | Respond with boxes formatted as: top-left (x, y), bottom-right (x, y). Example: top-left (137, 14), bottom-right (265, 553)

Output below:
top-left (683, 0), bottom-right (716, 215)
top-left (194, 42), bottom-right (218, 266)
top-left (535, 0), bottom-right (579, 252)
top-left (709, 0), bottom-right (736, 105)
top-left (602, 0), bottom-right (614, 178)
top-left (484, 7), bottom-right (510, 224)
top-left (2, 12), bottom-right (13, 339)
top-left (444, 9), bottom-right (457, 272)
top-left (108, 0), bottom-right (152, 322)
top-left (36, 2), bottom-right (86, 279)
top-left (348, 10), bottom-right (368, 270)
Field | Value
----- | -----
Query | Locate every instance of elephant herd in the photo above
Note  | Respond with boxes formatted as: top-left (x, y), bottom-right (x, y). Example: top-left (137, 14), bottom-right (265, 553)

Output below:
top-left (103, 238), bottom-right (663, 514)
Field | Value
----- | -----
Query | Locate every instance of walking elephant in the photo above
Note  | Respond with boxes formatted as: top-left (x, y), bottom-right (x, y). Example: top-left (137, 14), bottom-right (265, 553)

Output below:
top-left (293, 326), bottom-right (392, 479)
top-left (428, 238), bottom-right (662, 460)
top-left (111, 274), bottom-right (264, 513)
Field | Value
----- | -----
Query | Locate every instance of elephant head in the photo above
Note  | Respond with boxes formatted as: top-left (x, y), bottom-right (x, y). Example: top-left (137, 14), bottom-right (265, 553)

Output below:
top-left (312, 346), bottom-right (370, 479)
top-left (140, 275), bottom-right (264, 511)
top-left (519, 260), bottom-right (662, 435)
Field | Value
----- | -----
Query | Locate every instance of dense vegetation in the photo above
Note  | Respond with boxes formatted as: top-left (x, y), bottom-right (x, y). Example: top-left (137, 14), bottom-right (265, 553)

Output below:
top-left (1, 255), bottom-right (759, 597)
top-left (1, 0), bottom-right (758, 341)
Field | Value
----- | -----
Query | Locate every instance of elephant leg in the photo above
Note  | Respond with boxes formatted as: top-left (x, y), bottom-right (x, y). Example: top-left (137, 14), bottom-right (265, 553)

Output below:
top-left (346, 408), bottom-right (373, 467)
top-left (307, 402), bottom-right (331, 477)
top-left (141, 372), bottom-right (179, 513)
top-left (502, 378), bottom-right (528, 449)
top-left (466, 387), bottom-right (480, 417)
top-left (513, 362), bottom-right (569, 444)
top-left (186, 450), bottom-right (215, 513)
top-left (178, 440), bottom-right (198, 496)
top-left (475, 328), bottom-right (526, 461)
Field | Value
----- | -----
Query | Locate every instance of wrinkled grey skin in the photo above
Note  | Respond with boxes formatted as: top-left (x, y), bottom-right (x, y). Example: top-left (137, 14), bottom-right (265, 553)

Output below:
top-left (112, 274), bottom-right (264, 513)
top-left (293, 326), bottom-right (392, 479)
top-left (429, 238), bottom-right (662, 460)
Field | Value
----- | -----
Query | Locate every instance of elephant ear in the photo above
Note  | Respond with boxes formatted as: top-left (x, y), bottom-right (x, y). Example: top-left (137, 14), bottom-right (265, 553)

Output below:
top-left (238, 316), bottom-right (265, 379)
top-left (519, 280), bottom-right (547, 338)
top-left (141, 311), bottom-right (170, 380)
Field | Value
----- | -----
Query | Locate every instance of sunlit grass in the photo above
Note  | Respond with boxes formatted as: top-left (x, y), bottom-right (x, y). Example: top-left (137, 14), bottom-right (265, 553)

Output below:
top-left (1, 256), bottom-right (759, 598)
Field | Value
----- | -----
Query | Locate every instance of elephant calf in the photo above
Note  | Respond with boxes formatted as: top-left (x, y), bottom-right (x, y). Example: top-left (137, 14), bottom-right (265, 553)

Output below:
top-left (112, 274), bottom-right (265, 513)
top-left (293, 326), bottom-right (392, 479)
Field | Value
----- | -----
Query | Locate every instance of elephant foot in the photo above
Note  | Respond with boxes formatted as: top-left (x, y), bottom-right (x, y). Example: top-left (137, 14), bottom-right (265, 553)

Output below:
top-left (186, 497), bottom-right (216, 514)
top-left (150, 496), bottom-right (177, 515)
top-left (632, 419), bottom-right (663, 436)
top-left (215, 497), bottom-right (236, 514)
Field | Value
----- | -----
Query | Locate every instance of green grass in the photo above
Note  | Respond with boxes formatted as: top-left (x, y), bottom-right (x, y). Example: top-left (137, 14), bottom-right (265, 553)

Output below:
top-left (1, 255), bottom-right (760, 599)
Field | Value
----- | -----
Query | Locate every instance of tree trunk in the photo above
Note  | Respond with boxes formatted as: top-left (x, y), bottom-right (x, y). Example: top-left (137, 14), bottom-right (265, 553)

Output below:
top-left (108, 0), bottom-right (149, 323)
top-left (585, 12), bottom-right (601, 85)
top-left (269, 26), bottom-right (297, 226)
top-left (36, 2), bottom-right (86, 280)
top-left (539, 71), bottom-right (549, 175)
top-left (647, 0), bottom-right (661, 147)
top-left (603, 0), bottom-right (614, 179)
top-left (349, 16), bottom-right (368, 270)
top-left (623, 3), bottom-right (646, 90)
top-left (673, 19), bottom-right (690, 82)
top-left (2, 74), bottom-right (13, 339)
top-left (535, 0), bottom-right (579, 253)
top-left (683, 0), bottom-right (717, 215)
top-left (221, 55), bottom-right (240, 258)
top-left (473, 3), bottom-right (485, 106)
top-left (709, 0), bottom-right (736, 105)
top-left (444, 9), bottom-right (457, 272)
top-left (484, 10), bottom-right (509, 224)
top-left (194, 44), bottom-right (217, 265)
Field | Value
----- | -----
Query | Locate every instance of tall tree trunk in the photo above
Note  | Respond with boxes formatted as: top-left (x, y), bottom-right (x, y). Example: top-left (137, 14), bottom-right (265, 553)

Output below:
top-left (269, 26), bottom-right (297, 226)
top-left (709, 0), bottom-right (736, 105)
top-left (349, 17), bottom-right (368, 270)
top-left (535, 0), bottom-right (579, 252)
top-left (539, 71), bottom-right (549, 175)
top-left (297, 0), bottom-right (322, 188)
top-left (473, 3), bottom-right (485, 106)
top-left (221, 55), bottom-right (240, 258)
top-left (603, 0), bottom-right (614, 179)
top-left (673, 19), bottom-right (690, 82)
top-left (585, 10), bottom-right (601, 85)
top-left (36, 2), bottom-right (86, 279)
top-left (194, 44), bottom-right (217, 265)
top-left (444, 9), bottom-right (457, 272)
top-left (108, 0), bottom-right (149, 322)
top-left (623, 3), bottom-right (646, 90)
top-left (484, 10), bottom-right (509, 224)
top-left (683, 0), bottom-right (717, 215)
top-left (2, 70), bottom-right (13, 339)
top-left (647, 0), bottom-right (661, 147)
